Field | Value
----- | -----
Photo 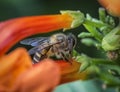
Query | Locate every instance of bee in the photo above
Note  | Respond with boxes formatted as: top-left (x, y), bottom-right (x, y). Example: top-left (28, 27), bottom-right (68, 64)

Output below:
top-left (20, 33), bottom-right (76, 64)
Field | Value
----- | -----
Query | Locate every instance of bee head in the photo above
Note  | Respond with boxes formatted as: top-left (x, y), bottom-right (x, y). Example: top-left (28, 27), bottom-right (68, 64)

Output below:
top-left (67, 33), bottom-right (77, 48)
top-left (51, 33), bottom-right (66, 43)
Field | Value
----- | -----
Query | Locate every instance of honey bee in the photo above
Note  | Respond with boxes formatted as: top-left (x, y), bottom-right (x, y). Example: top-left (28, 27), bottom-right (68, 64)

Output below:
top-left (20, 33), bottom-right (76, 64)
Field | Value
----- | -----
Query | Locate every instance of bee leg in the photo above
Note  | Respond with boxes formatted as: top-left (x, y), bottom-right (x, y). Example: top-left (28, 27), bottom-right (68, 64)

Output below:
top-left (60, 52), bottom-right (72, 64)
top-left (68, 51), bottom-right (73, 60)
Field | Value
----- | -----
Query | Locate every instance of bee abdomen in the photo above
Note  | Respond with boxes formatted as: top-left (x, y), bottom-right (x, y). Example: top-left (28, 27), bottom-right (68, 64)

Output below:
top-left (33, 52), bottom-right (41, 63)
top-left (33, 51), bottom-right (48, 64)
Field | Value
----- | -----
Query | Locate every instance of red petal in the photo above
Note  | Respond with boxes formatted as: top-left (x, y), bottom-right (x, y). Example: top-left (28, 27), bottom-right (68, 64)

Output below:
top-left (0, 14), bottom-right (73, 56)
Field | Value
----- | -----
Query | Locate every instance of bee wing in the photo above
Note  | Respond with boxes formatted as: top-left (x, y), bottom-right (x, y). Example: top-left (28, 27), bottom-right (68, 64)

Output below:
top-left (31, 37), bottom-right (49, 46)
top-left (28, 43), bottom-right (52, 55)
top-left (28, 39), bottom-right (61, 55)
top-left (28, 46), bottom-right (41, 55)
top-left (20, 37), bottom-right (49, 46)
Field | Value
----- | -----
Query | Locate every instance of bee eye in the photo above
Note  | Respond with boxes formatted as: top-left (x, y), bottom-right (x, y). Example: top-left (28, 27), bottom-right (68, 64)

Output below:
top-left (67, 34), bottom-right (76, 47)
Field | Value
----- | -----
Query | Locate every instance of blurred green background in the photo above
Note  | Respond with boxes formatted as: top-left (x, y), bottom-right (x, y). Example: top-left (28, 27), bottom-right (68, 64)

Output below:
top-left (0, 0), bottom-right (115, 92)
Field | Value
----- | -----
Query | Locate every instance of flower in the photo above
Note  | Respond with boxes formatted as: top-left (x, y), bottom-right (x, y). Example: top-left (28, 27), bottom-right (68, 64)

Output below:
top-left (0, 10), bottom-right (84, 56)
top-left (0, 10), bottom-right (87, 91)
top-left (0, 48), bottom-right (60, 92)
top-left (98, 0), bottom-right (120, 16)
top-left (0, 48), bottom-right (87, 92)
top-left (56, 60), bottom-right (88, 84)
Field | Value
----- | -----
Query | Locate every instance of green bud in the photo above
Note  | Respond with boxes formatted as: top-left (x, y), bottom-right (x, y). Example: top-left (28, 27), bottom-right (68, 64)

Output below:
top-left (78, 32), bottom-right (93, 38)
top-left (99, 8), bottom-right (106, 22)
top-left (102, 25), bottom-right (120, 51)
top-left (60, 10), bottom-right (85, 30)
top-left (81, 38), bottom-right (98, 47)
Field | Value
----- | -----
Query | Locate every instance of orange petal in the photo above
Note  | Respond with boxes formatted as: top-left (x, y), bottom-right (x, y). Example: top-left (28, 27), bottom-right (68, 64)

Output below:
top-left (98, 0), bottom-right (120, 16)
top-left (0, 14), bottom-right (73, 56)
top-left (0, 48), bottom-right (32, 91)
top-left (11, 59), bottom-right (60, 92)
top-left (56, 60), bottom-right (88, 84)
